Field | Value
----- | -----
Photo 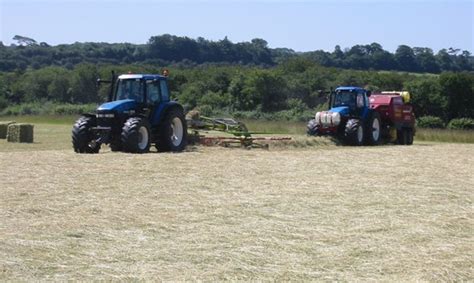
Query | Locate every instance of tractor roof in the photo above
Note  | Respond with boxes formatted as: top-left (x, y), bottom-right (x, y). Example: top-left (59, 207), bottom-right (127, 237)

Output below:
top-left (335, 86), bottom-right (366, 92)
top-left (118, 74), bottom-right (167, 80)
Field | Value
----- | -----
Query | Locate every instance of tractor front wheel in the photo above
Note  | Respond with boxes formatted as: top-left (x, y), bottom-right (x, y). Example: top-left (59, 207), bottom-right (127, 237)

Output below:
top-left (156, 109), bottom-right (187, 152)
top-left (72, 116), bottom-right (100, 153)
top-left (307, 119), bottom-right (320, 136)
top-left (121, 117), bottom-right (151, 153)
top-left (344, 119), bottom-right (364, 146)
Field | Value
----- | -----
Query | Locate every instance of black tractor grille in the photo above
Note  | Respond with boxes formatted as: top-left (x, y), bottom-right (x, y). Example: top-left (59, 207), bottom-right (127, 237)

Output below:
top-left (96, 111), bottom-right (115, 128)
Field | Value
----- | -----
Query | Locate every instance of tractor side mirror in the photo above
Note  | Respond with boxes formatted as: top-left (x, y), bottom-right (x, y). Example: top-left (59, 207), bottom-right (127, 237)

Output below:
top-left (97, 78), bottom-right (112, 87)
top-left (366, 90), bottom-right (372, 97)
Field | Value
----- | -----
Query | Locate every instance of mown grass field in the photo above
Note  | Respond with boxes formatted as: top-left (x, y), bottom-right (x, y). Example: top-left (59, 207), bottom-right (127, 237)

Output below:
top-left (0, 117), bottom-right (473, 280)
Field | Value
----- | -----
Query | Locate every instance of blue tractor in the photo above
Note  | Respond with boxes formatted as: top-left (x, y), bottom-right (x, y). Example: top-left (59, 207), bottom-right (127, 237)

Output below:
top-left (72, 72), bottom-right (187, 153)
top-left (307, 86), bottom-right (381, 146)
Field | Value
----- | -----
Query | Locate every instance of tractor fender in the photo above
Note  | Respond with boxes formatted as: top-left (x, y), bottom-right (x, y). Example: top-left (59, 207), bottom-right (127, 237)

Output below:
top-left (80, 113), bottom-right (97, 121)
top-left (151, 101), bottom-right (185, 126)
top-left (361, 108), bottom-right (373, 121)
top-left (81, 113), bottom-right (96, 118)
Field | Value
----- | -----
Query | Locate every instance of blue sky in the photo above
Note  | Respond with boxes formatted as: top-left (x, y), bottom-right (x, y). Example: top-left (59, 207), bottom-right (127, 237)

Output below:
top-left (1, 0), bottom-right (473, 53)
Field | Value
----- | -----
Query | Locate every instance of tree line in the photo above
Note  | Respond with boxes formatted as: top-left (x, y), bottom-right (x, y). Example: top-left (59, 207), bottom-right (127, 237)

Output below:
top-left (1, 58), bottom-right (472, 122)
top-left (0, 34), bottom-right (472, 73)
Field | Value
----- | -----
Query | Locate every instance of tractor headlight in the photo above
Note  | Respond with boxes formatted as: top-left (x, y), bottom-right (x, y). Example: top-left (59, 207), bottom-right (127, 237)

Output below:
top-left (97, 113), bottom-right (115, 118)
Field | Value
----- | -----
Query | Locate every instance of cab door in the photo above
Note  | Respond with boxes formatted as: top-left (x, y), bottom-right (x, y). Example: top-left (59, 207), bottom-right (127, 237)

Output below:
top-left (145, 80), bottom-right (161, 118)
top-left (356, 91), bottom-right (369, 118)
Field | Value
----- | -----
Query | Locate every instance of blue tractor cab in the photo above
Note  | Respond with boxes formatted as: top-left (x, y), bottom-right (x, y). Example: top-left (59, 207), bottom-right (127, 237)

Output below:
top-left (72, 72), bottom-right (187, 153)
top-left (329, 86), bottom-right (370, 118)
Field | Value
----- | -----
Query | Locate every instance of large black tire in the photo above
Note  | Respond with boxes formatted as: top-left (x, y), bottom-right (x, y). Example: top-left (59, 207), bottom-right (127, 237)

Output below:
top-left (121, 117), bottom-right (151, 153)
top-left (156, 109), bottom-right (187, 152)
top-left (344, 119), bottom-right (364, 146)
top-left (72, 116), bottom-right (100, 153)
top-left (397, 128), bottom-right (413, 145)
top-left (397, 129), bottom-right (405, 145)
top-left (307, 119), bottom-right (320, 136)
top-left (406, 128), bottom-right (414, 145)
top-left (365, 112), bottom-right (382, 145)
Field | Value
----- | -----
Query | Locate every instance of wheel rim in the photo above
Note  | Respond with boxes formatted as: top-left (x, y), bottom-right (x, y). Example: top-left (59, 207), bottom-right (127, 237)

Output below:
top-left (357, 125), bottom-right (363, 143)
top-left (137, 126), bottom-right (149, 150)
top-left (170, 117), bottom-right (183, 147)
top-left (372, 118), bottom-right (380, 141)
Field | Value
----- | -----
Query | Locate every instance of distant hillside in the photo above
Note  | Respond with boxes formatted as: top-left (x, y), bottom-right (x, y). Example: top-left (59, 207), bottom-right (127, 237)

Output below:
top-left (0, 34), bottom-right (472, 73)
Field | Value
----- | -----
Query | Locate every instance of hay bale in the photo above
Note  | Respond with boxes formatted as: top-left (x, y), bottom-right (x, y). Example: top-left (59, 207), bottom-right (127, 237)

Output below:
top-left (0, 121), bottom-right (16, 139)
top-left (186, 110), bottom-right (200, 121)
top-left (7, 123), bottom-right (34, 143)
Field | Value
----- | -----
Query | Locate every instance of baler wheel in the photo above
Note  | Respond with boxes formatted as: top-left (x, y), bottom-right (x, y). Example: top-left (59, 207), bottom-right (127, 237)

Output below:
top-left (397, 128), bottom-right (414, 145)
top-left (397, 129), bottom-right (405, 145)
top-left (406, 128), bottom-right (414, 145)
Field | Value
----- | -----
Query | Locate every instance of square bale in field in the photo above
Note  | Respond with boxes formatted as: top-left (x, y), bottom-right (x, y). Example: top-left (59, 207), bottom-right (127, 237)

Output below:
top-left (0, 121), bottom-right (16, 139)
top-left (7, 123), bottom-right (34, 143)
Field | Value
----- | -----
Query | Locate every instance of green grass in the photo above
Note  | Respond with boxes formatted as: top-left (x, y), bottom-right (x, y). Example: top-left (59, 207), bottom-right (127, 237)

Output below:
top-left (0, 115), bottom-right (78, 125)
top-left (243, 119), bottom-right (307, 135)
top-left (415, 128), bottom-right (474, 143)
top-left (0, 123), bottom-right (72, 152)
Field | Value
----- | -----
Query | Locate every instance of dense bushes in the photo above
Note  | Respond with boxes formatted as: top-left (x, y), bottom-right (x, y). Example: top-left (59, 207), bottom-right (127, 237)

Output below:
top-left (417, 116), bottom-right (445, 129)
top-left (417, 116), bottom-right (474, 130)
top-left (447, 118), bottom-right (474, 130)
top-left (0, 59), bottom-right (472, 124)
top-left (0, 102), bottom-right (97, 116)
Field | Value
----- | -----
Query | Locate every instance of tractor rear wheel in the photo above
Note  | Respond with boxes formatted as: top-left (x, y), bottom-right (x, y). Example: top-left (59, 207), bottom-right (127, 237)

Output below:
top-left (307, 119), bottom-right (320, 136)
top-left (121, 117), bottom-right (151, 153)
top-left (72, 116), bottom-right (100, 153)
top-left (344, 119), bottom-right (364, 146)
top-left (156, 109), bottom-right (187, 152)
top-left (365, 112), bottom-right (381, 145)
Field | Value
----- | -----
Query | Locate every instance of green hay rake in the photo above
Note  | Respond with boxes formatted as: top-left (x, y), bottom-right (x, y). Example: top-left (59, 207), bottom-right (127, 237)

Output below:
top-left (186, 114), bottom-right (291, 149)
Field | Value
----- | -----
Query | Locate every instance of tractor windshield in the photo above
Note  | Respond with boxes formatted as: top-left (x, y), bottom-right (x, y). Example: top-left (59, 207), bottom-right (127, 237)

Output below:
top-left (115, 79), bottom-right (143, 102)
top-left (332, 91), bottom-right (356, 108)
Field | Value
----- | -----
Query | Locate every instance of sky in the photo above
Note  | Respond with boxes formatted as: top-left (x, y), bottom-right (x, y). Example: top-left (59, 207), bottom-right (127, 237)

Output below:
top-left (0, 0), bottom-right (473, 53)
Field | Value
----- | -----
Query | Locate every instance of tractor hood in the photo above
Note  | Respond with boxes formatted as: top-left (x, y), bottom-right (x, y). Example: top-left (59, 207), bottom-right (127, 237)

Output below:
top-left (97, 99), bottom-right (137, 113)
top-left (328, 106), bottom-right (350, 116)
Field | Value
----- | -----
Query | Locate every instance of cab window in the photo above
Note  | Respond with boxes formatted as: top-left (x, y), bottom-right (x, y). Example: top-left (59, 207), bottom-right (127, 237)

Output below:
top-left (116, 79), bottom-right (143, 102)
top-left (146, 81), bottom-right (160, 104)
top-left (356, 93), bottom-right (364, 108)
top-left (160, 80), bottom-right (169, 101)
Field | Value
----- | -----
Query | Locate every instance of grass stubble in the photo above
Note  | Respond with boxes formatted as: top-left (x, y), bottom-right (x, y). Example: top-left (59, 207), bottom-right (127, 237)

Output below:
top-left (0, 122), bottom-right (472, 280)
